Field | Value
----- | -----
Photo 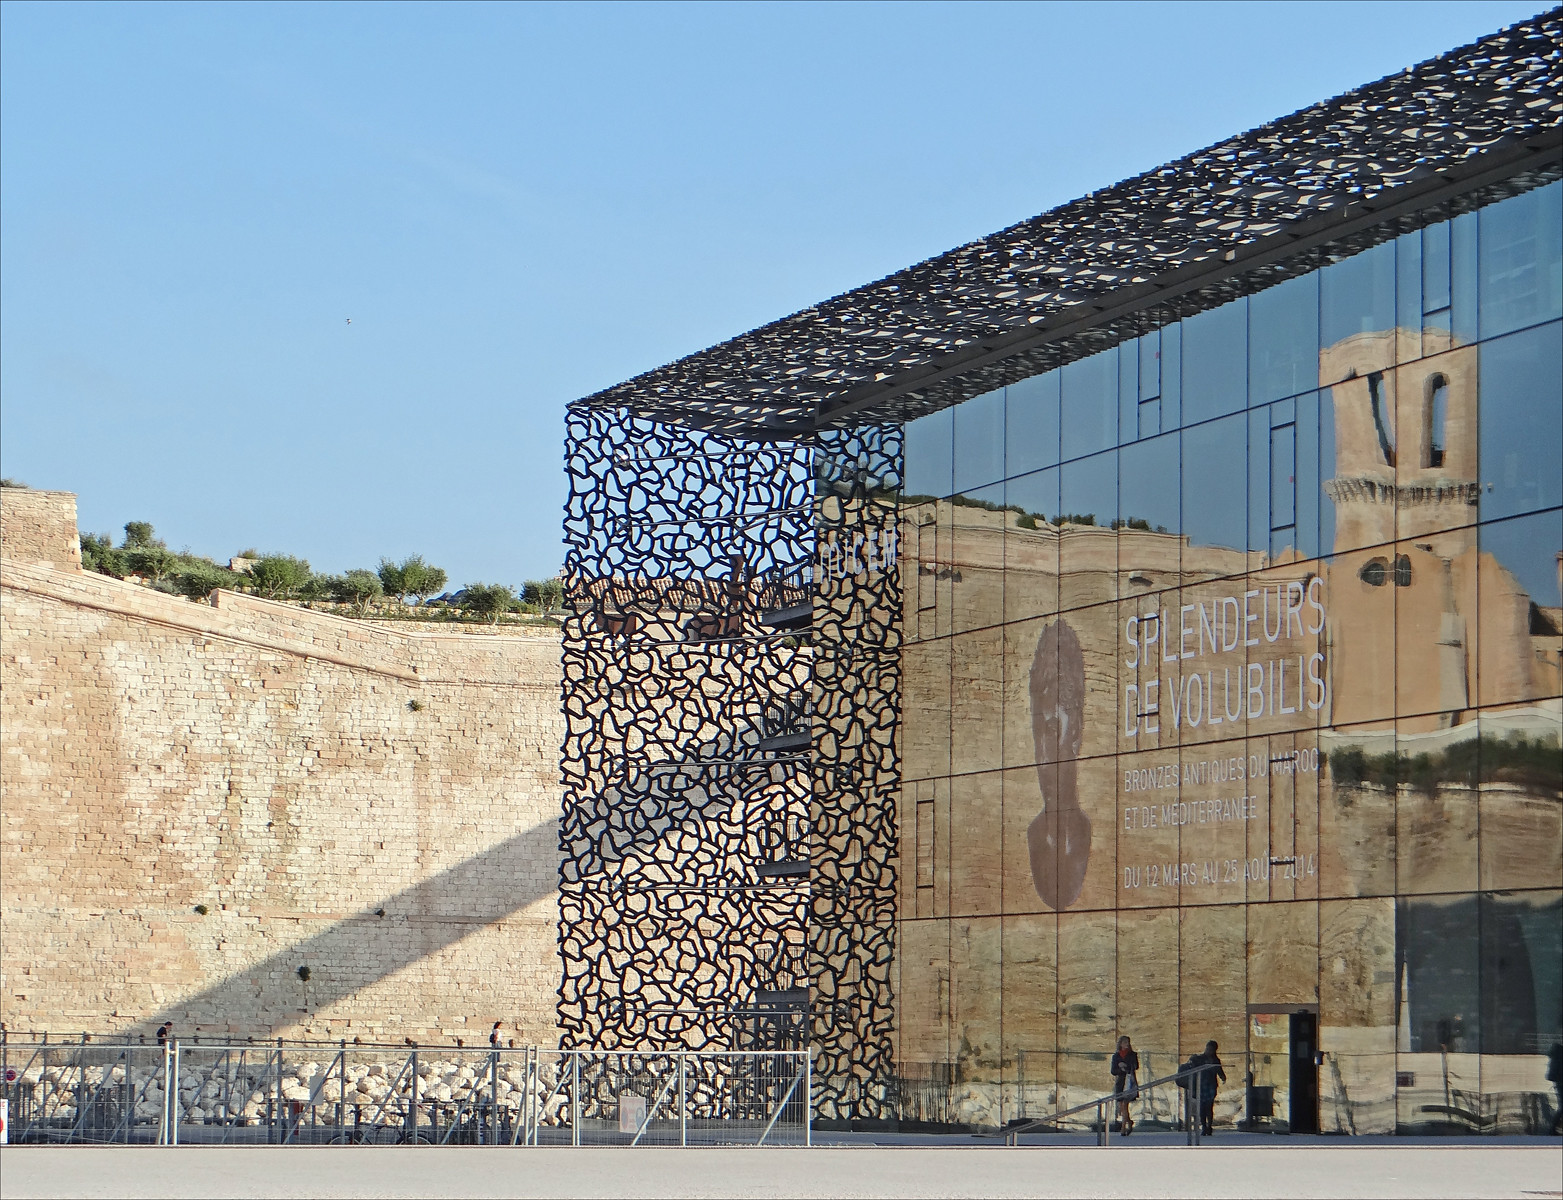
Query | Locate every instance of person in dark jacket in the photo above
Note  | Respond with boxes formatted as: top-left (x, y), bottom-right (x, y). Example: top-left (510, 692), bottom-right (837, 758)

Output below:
top-left (1547, 1043), bottom-right (1563, 1134)
top-left (1195, 1040), bottom-right (1226, 1135)
top-left (1110, 1035), bottom-right (1140, 1136)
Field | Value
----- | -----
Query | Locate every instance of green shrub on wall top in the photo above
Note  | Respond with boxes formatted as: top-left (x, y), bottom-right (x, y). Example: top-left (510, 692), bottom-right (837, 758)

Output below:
top-left (461, 582), bottom-right (518, 623)
top-left (249, 555), bottom-right (313, 599)
top-left (327, 569), bottom-right (383, 616)
top-left (379, 555), bottom-right (448, 605)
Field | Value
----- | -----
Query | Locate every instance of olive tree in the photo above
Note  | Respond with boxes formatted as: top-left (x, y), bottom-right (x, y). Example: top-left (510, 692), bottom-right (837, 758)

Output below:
top-left (378, 555), bottom-right (448, 605)
top-left (170, 561), bottom-right (239, 600)
top-left (80, 533), bottom-right (126, 577)
top-left (122, 521), bottom-right (164, 549)
top-left (460, 582), bottom-right (517, 624)
top-left (329, 569), bottom-right (384, 616)
top-left (249, 555), bottom-right (312, 600)
top-left (125, 545), bottom-right (177, 582)
top-left (522, 578), bottom-right (564, 614)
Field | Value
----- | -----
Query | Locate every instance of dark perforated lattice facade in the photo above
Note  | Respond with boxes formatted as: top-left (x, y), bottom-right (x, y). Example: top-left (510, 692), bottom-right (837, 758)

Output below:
top-left (559, 410), bottom-right (903, 1117)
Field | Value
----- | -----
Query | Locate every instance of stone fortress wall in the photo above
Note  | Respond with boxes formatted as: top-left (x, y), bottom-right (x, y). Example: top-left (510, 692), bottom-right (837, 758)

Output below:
top-left (1, 488), bottom-right (565, 1046)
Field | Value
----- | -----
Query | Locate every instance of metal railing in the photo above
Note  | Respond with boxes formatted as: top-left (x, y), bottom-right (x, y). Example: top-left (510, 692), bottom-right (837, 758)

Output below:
top-left (0, 1040), bottom-right (809, 1148)
top-left (991, 1063), bottom-right (1219, 1146)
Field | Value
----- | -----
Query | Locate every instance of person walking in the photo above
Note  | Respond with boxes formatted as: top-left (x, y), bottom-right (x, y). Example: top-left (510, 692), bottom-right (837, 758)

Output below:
top-left (155, 1022), bottom-right (172, 1048)
top-left (490, 1022), bottom-right (503, 1049)
top-left (1110, 1035), bottom-right (1140, 1136)
top-left (1195, 1040), bottom-right (1226, 1136)
top-left (1547, 1042), bottom-right (1563, 1134)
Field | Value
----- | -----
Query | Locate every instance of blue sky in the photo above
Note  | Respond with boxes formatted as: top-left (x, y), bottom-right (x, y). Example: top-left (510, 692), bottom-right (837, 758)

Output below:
top-left (0, 1), bottom-right (1546, 586)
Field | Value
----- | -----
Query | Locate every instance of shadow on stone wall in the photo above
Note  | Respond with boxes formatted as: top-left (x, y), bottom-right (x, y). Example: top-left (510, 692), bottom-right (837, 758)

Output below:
top-left (142, 819), bottom-right (559, 1040)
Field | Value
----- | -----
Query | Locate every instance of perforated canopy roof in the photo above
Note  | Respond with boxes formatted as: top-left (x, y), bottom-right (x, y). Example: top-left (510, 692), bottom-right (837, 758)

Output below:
top-left (573, 11), bottom-right (1563, 438)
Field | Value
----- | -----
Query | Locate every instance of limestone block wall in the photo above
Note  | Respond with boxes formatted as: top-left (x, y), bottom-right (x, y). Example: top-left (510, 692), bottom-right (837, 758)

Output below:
top-left (1, 495), bottom-right (565, 1045)
top-left (0, 489), bottom-right (82, 572)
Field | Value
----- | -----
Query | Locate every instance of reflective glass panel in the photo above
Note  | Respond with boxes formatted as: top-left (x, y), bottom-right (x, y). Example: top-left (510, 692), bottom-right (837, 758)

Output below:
top-left (1324, 543), bottom-right (1398, 730)
top-left (1476, 508), bottom-right (1563, 708)
top-left (1477, 321), bottom-right (1563, 521)
top-left (1119, 432), bottom-right (1181, 542)
top-left (1272, 423), bottom-right (1296, 537)
top-left (1395, 895), bottom-right (1481, 1130)
top-left (1161, 319), bottom-right (1183, 430)
top-left (1250, 272), bottom-right (1320, 406)
top-left (1451, 210), bottom-right (1479, 345)
top-left (1182, 297), bottom-right (1248, 424)
top-left (1004, 468), bottom-right (1060, 625)
top-left (1120, 337), bottom-right (1140, 444)
top-left (1423, 219), bottom-right (1451, 315)
top-left (1057, 910), bottom-right (1118, 1117)
top-left (1320, 241), bottom-right (1396, 385)
top-left (1478, 708), bottom-right (1562, 893)
top-left (1006, 371), bottom-right (1061, 479)
top-left (1183, 414), bottom-right (1248, 559)
top-left (1395, 719), bottom-right (1478, 898)
top-left (1177, 904), bottom-right (1247, 1124)
top-left (950, 627), bottom-right (1004, 777)
top-left (897, 917), bottom-right (951, 1062)
top-left (1066, 600), bottom-right (1120, 766)
top-left (1393, 534), bottom-right (1475, 724)
top-left (1000, 759), bottom-right (1062, 912)
top-left (954, 387), bottom-right (1006, 494)
top-left (1479, 179), bottom-right (1563, 339)
top-left (902, 637), bottom-right (952, 782)
top-left (1001, 912), bottom-right (1058, 1122)
top-left (950, 916), bottom-right (1004, 1110)
top-left (1060, 347), bottom-right (1118, 461)
top-left (1115, 910), bottom-right (1180, 1082)
top-left (1319, 383), bottom-right (1338, 556)
top-left (906, 406), bottom-right (954, 500)
top-left (951, 481), bottom-right (1006, 634)
top-left (1319, 899), bottom-right (1395, 1132)
top-left (1250, 402), bottom-right (1298, 554)
top-left (1059, 451), bottom-right (1118, 609)
top-left (1479, 892), bottom-right (1562, 1058)
top-left (947, 773), bottom-right (1003, 916)
top-left (1140, 327), bottom-right (1162, 401)
top-left (1294, 391), bottom-right (1323, 561)
top-left (1397, 228), bottom-right (1424, 364)
top-left (1117, 742), bottom-right (1183, 907)
top-left (1392, 339), bottom-right (1478, 544)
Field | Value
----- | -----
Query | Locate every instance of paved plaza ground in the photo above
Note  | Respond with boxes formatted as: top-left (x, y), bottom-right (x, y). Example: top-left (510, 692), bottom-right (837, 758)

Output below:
top-left (2, 1138), bottom-right (1560, 1199)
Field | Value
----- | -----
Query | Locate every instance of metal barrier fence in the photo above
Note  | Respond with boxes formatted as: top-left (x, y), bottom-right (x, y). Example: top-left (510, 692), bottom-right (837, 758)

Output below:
top-left (0, 1041), bottom-right (809, 1147)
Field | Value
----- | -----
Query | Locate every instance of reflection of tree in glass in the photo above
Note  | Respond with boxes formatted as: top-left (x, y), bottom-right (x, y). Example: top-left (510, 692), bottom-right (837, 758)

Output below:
top-left (1328, 735), bottom-right (1562, 798)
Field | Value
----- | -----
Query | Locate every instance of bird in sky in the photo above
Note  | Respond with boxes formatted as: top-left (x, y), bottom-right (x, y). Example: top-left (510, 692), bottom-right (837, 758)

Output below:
top-left (345, 318), bottom-right (353, 325)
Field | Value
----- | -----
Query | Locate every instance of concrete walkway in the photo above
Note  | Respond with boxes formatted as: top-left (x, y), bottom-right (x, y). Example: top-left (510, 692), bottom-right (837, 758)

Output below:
top-left (2, 1142), bottom-right (1561, 1199)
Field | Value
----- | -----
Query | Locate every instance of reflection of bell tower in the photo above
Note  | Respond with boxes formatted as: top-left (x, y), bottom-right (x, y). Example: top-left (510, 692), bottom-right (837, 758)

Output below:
top-left (1321, 328), bottom-right (1479, 557)
top-left (1321, 328), bottom-right (1482, 730)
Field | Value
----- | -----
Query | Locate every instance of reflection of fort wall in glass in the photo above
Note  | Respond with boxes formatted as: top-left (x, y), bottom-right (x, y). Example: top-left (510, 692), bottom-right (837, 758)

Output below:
top-left (899, 184), bottom-right (1561, 1133)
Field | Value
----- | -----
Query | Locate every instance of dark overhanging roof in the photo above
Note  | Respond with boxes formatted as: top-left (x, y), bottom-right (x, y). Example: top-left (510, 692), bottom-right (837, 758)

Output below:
top-left (574, 10), bottom-right (1563, 440)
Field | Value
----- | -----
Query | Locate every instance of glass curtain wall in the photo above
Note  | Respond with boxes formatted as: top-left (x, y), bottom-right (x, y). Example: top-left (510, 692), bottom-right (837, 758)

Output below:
top-left (896, 181), bottom-right (1563, 1135)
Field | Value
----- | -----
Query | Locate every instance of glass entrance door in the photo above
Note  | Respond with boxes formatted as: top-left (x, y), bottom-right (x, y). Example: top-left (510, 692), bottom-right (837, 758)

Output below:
top-left (1289, 1010), bottom-right (1320, 1133)
top-left (1246, 1011), bottom-right (1290, 1131)
top-left (1247, 1006), bottom-right (1321, 1133)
